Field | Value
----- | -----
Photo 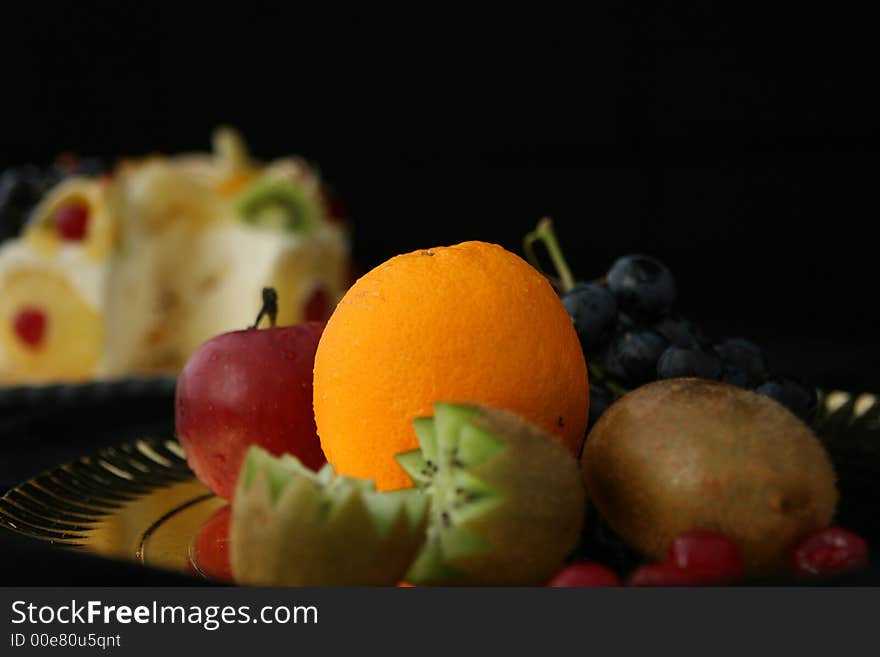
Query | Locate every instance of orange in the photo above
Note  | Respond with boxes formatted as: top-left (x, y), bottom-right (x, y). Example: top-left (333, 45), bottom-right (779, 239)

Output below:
top-left (313, 241), bottom-right (589, 490)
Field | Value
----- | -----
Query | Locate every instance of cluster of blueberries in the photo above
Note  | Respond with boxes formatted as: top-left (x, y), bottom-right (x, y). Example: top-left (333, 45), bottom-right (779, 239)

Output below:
top-left (562, 255), bottom-right (817, 429)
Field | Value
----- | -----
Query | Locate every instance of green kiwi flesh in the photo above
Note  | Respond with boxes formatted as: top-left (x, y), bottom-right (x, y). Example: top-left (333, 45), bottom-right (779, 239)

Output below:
top-left (231, 446), bottom-right (428, 586)
top-left (396, 402), bottom-right (585, 586)
top-left (234, 178), bottom-right (321, 234)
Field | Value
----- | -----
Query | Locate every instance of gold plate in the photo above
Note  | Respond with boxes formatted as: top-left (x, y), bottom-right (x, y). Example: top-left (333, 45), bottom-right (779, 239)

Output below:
top-left (0, 389), bottom-right (878, 582)
top-left (0, 438), bottom-right (228, 579)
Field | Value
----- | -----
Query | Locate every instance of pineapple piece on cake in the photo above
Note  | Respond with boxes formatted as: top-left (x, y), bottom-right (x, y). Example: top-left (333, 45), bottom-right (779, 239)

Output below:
top-left (0, 177), bottom-right (117, 383)
top-left (0, 247), bottom-right (106, 383)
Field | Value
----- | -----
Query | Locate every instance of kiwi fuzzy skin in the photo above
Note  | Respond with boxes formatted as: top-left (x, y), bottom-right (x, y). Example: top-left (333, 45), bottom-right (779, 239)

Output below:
top-left (407, 403), bottom-right (586, 586)
top-left (582, 378), bottom-right (838, 575)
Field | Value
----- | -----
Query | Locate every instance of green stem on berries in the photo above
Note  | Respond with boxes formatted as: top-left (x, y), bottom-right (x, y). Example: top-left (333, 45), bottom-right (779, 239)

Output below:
top-left (251, 287), bottom-right (279, 329)
top-left (523, 217), bottom-right (577, 293)
top-left (604, 379), bottom-right (629, 399)
top-left (588, 363), bottom-right (629, 399)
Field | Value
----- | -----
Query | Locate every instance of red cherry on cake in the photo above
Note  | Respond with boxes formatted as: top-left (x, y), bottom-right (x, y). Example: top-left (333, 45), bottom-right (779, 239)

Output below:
top-left (175, 288), bottom-right (327, 499)
top-left (322, 190), bottom-right (348, 224)
top-left (13, 308), bottom-right (48, 349)
top-left (53, 201), bottom-right (90, 241)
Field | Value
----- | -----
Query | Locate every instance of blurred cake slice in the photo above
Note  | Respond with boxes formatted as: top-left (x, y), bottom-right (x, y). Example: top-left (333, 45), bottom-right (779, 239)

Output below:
top-left (0, 243), bottom-right (106, 383)
top-left (0, 128), bottom-right (350, 384)
top-left (0, 177), bottom-right (115, 383)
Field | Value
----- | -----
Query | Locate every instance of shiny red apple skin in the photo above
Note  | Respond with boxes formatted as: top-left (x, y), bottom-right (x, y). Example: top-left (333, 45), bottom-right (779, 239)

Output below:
top-left (175, 321), bottom-right (327, 499)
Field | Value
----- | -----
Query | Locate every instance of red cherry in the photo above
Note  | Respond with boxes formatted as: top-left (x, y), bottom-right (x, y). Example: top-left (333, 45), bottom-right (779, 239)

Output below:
top-left (667, 530), bottom-right (743, 581)
top-left (547, 562), bottom-right (621, 587)
top-left (13, 308), bottom-right (48, 349)
top-left (322, 190), bottom-right (348, 223)
top-left (790, 526), bottom-right (869, 577)
top-left (304, 284), bottom-right (330, 322)
top-left (53, 202), bottom-right (90, 241)
top-left (628, 563), bottom-right (715, 587)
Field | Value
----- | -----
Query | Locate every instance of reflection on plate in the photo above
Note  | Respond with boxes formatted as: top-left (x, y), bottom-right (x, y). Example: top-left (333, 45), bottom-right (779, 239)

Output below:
top-left (0, 437), bottom-right (225, 578)
top-left (0, 389), bottom-right (878, 583)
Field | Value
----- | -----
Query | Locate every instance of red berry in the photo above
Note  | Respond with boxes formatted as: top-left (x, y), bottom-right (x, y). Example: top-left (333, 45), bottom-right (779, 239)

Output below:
top-left (628, 563), bottom-right (710, 586)
top-left (790, 526), bottom-right (869, 577)
top-left (629, 562), bottom-right (736, 587)
top-left (668, 530), bottom-right (743, 581)
top-left (13, 308), bottom-right (48, 349)
top-left (53, 202), bottom-right (90, 241)
top-left (304, 284), bottom-right (330, 322)
top-left (547, 562), bottom-right (621, 587)
top-left (322, 190), bottom-right (348, 223)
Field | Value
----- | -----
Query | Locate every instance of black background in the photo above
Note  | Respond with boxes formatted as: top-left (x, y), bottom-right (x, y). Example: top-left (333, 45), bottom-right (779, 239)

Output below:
top-left (1, 4), bottom-right (879, 583)
top-left (2, 4), bottom-right (877, 363)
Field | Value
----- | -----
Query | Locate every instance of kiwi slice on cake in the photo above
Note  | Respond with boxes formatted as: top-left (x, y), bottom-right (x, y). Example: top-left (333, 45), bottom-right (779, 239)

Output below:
top-left (234, 178), bottom-right (321, 234)
top-left (395, 402), bottom-right (586, 586)
top-left (231, 446), bottom-right (428, 586)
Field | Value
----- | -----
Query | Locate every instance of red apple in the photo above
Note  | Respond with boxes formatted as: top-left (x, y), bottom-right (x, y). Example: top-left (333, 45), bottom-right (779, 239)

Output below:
top-left (175, 321), bottom-right (327, 499)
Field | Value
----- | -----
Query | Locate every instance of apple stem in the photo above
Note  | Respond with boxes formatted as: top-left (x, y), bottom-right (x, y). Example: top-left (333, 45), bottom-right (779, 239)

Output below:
top-left (523, 217), bottom-right (577, 293)
top-left (251, 287), bottom-right (279, 329)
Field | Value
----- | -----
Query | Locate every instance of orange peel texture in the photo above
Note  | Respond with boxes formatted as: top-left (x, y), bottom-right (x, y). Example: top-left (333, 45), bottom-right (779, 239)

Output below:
top-left (313, 241), bottom-right (589, 490)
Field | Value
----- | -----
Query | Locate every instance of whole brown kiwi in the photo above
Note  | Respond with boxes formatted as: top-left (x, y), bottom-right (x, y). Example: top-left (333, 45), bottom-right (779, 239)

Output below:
top-left (582, 378), bottom-right (838, 574)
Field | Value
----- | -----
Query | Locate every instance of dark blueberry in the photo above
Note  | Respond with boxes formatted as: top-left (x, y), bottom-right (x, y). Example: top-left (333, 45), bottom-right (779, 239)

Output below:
top-left (0, 165), bottom-right (60, 241)
top-left (720, 365), bottom-right (750, 388)
top-left (714, 338), bottom-right (769, 387)
top-left (614, 312), bottom-right (638, 333)
top-left (587, 383), bottom-right (614, 431)
top-left (652, 315), bottom-right (706, 349)
top-left (656, 345), bottom-right (723, 381)
top-left (607, 254), bottom-right (676, 320)
top-left (592, 337), bottom-right (628, 383)
top-left (614, 329), bottom-right (669, 386)
top-left (561, 283), bottom-right (617, 356)
top-left (755, 377), bottom-right (818, 423)
top-left (52, 153), bottom-right (107, 178)
top-left (0, 164), bottom-right (60, 201)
